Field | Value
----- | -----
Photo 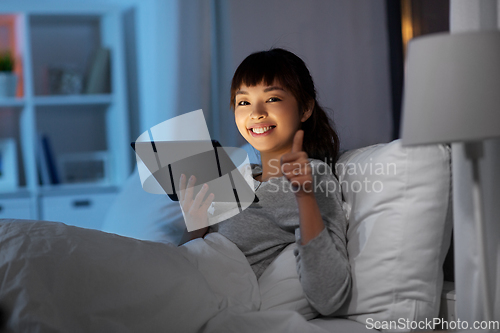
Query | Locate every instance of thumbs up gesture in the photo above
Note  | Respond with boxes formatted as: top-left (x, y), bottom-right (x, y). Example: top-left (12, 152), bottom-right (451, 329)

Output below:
top-left (280, 130), bottom-right (313, 196)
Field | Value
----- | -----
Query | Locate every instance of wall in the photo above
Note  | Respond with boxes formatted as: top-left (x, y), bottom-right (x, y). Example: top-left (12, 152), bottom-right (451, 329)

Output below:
top-left (18, 0), bottom-right (394, 159)
top-left (172, 0), bottom-right (393, 150)
top-left (225, 0), bottom-right (392, 150)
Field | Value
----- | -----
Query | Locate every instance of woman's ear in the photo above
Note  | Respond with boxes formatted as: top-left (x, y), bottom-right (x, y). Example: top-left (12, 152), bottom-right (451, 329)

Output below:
top-left (301, 100), bottom-right (314, 122)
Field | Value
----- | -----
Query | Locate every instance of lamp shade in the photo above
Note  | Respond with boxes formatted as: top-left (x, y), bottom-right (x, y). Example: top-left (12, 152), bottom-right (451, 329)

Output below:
top-left (401, 31), bottom-right (500, 146)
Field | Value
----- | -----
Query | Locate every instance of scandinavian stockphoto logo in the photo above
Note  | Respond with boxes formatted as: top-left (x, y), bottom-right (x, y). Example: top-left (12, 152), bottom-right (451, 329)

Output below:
top-left (261, 158), bottom-right (396, 195)
top-left (132, 109), bottom-right (256, 232)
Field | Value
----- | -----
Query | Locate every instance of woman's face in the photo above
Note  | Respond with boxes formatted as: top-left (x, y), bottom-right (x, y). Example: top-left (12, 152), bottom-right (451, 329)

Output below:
top-left (234, 81), bottom-right (309, 156)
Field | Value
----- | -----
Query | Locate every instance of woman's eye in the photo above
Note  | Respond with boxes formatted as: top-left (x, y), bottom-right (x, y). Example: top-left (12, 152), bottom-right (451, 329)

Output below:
top-left (267, 97), bottom-right (281, 102)
top-left (237, 100), bottom-right (249, 106)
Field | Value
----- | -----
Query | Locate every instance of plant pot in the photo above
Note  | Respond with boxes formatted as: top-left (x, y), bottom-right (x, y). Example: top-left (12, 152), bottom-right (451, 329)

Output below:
top-left (0, 72), bottom-right (18, 97)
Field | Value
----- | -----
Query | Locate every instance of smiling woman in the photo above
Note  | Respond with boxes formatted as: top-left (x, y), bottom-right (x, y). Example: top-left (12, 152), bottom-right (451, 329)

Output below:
top-left (177, 49), bottom-right (351, 317)
top-left (230, 48), bottom-right (340, 172)
top-left (233, 82), bottom-right (306, 159)
top-left (182, 48), bottom-right (352, 317)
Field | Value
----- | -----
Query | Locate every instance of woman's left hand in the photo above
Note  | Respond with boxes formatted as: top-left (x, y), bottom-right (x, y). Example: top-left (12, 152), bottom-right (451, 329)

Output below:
top-left (280, 130), bottom-right (314, 197)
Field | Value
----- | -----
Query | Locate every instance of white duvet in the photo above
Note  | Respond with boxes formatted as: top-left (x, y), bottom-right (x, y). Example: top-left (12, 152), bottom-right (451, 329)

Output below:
top-left (0, 219), bottom-right (330, 333)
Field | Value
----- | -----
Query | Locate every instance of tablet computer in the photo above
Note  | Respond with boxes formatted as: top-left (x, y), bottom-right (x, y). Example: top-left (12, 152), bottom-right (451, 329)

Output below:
top-left (131, 140), bottom-right (258, 205)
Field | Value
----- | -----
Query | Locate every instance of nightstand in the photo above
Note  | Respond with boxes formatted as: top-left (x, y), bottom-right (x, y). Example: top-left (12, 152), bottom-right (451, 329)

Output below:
top-left (439, 281), bottom-right (457, 329)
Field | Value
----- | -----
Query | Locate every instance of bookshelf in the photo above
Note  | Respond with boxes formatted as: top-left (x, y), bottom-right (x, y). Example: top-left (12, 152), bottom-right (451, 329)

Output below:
top-left (0, 3), bottom-right (131, 229)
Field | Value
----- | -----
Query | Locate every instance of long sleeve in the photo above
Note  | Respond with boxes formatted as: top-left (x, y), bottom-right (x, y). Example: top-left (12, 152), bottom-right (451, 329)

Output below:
top-left (293, 160), bottom-right (351, 316)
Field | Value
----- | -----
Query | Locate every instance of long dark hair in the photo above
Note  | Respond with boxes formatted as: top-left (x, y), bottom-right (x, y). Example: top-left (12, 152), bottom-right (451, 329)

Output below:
top-left (230, 48), bottom-right (340, 166)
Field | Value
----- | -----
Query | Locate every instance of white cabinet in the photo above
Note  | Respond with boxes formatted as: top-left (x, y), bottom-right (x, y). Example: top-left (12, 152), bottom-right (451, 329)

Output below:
top-left (0, 3), bottom-right (131, 229)
top-left (439, 281), bottom-right (457, 324)
top-left (0, 197), bottom-right (32, 219)
top-left (42, 192), bottom-right (116, 230)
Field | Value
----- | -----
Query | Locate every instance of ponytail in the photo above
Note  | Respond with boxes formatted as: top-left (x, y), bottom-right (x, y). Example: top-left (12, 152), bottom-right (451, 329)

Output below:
top-left (302, 103), bottom-right (340, 168)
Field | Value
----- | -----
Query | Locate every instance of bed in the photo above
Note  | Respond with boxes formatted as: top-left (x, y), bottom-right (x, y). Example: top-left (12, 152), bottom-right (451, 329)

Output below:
top-left (0, 139), bottom-right (452, 332)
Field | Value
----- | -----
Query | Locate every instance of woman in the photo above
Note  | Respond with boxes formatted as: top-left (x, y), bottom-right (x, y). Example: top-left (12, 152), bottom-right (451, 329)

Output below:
top-left (179, 48), bottom-right (351, 316)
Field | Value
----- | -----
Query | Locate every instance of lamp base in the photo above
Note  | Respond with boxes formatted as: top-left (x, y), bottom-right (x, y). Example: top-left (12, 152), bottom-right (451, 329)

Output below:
top-left (463, 141), bottom-right (493, 322)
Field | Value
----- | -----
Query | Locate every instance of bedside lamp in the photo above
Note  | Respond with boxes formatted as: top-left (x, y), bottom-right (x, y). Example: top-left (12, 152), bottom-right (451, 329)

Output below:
top-left (401, 31), bottom-right (500, 322)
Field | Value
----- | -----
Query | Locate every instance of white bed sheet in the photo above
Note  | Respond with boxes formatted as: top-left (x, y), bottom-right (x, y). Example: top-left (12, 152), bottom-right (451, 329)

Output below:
top-left (310, 317), bottom-right (372, 332)
top-left (0, 219), bottom-right (339, 333)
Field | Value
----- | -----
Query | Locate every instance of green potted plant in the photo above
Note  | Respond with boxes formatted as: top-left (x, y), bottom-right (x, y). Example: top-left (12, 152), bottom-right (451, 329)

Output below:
top-left (0, 51), bottom-right (18, 98)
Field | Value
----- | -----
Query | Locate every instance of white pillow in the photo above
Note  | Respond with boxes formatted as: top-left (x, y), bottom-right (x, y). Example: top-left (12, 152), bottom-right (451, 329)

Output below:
top-left (101, 170), bottom-right (185, 244)
top-left (258, 243), bottom-right (319, 320)
top-left (258, 140), bottom-right (451, 326)
top-left (334, 139), bottom-right (452, 329)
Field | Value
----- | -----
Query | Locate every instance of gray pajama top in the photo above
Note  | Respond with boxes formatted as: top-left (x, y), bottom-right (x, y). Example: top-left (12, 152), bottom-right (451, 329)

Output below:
top-left (212, 159), bottom-right (351, 316)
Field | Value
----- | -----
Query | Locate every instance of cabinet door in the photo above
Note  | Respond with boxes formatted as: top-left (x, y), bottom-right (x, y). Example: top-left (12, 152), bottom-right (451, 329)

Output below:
top-left (0, 198), bottom-right (32, 220)
top-left (41, 192), bottom-right (116, 230)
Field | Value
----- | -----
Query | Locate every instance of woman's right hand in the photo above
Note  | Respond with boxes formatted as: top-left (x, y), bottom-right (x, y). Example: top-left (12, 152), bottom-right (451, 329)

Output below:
top-left (178, 174), bottom-right (214, 235)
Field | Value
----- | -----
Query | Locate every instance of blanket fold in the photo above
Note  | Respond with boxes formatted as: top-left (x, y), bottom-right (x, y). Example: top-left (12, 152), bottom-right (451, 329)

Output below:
top-left (0, 219), bottom-right (328, 333)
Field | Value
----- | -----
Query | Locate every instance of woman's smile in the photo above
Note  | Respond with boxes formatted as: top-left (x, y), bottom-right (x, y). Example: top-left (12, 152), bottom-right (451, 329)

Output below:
top-left (248, 124), bottom-right (276, 136)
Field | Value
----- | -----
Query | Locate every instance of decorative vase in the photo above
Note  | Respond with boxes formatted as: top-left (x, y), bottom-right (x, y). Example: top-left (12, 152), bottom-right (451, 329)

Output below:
top-left (0, 72), bottom-right (18, 97)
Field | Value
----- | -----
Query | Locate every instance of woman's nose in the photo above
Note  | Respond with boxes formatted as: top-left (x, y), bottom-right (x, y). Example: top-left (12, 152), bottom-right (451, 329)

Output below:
top-left (250, 104), bottom-right (267, 119)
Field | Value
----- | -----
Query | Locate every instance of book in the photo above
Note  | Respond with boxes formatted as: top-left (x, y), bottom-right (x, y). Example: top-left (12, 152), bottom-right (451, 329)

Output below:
top-left (37, 134), bottom-right (60, 185)
top-left (41, 135), bottom-right (60, 184)
top-left (36, 135), bottom-right (50, 186)
top-left (84, 47), bottom-right (111, 94)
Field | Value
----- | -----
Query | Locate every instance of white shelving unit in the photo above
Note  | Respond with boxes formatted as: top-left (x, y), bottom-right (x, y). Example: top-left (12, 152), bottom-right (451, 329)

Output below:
top-left (0, 2), bottom-right (130, 230)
